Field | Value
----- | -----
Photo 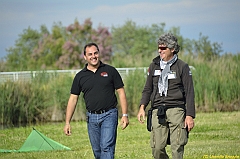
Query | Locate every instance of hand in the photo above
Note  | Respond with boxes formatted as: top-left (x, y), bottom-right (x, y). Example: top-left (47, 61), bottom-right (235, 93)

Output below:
top-left (121, 116), bottom-right (129, 130)
top-left (137, 106), bottom-right (145, 124)
top-left (64, 124), bottom-right (71, 136)
top-left (185, 116), bottom-right (194, 132)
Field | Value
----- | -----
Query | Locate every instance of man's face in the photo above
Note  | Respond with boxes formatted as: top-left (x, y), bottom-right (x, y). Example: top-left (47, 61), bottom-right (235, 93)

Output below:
top-left (158, 45), bottom-right (174, 61)
top-left (84, 45), bottom-right (99, 67)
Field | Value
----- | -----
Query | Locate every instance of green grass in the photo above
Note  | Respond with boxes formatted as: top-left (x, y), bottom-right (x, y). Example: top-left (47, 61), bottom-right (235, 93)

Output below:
top-left (0, 112), bottom-right (240, 159)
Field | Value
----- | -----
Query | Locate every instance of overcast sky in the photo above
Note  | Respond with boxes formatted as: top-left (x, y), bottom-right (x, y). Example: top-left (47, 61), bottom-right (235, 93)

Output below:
top-left (0, 0), bottom-right (239, 59)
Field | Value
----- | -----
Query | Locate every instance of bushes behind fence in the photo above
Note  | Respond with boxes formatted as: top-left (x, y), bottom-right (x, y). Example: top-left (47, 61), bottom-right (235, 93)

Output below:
top-left (0, 54), bottom-right (239, 126)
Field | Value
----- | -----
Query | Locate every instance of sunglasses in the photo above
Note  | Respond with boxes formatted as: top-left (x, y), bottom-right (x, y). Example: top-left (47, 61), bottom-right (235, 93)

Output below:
top-left (158, 46), bottom-right (168, 50)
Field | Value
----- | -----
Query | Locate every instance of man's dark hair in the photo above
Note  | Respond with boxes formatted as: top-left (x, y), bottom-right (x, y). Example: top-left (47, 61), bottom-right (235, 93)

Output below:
top-left (83, 42), bottom-right (100, 55)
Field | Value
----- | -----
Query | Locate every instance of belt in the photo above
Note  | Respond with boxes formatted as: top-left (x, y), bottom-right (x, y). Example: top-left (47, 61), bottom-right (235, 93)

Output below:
top-left (88, 107), bottom-right (115, 114)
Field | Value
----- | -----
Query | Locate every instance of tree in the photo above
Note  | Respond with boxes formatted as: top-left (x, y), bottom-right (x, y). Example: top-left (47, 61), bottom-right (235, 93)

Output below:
top-left (4, 18), bottom-right (112, 71)
top-left (183, 33), bottom-right (223, 60)
top-left (195, 33), bottom-right (223, 60)
top-left (112, 20), bottom-right (159, 57)
top-left (32, 23), bottom-right (65, 69)
top-left (3, 19), bottom-right (224, 71)
top-left (56, 18), bottom-right (112, 69)
top-left (5, 27), bottom-right (41, 71)
top-left (111, 20), bottom-right (187, 67)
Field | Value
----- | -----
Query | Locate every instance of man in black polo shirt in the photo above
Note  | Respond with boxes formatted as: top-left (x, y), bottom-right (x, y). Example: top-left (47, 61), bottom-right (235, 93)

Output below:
top-left (64, 42), bottom-right (129, 159)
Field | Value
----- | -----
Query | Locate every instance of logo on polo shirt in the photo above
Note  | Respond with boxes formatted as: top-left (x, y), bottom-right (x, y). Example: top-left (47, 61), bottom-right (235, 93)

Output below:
top-left (100, 72), bottom-right (108, 77)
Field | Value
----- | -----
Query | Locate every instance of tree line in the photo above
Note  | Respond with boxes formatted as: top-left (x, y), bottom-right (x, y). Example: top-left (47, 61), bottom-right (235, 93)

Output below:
top-left (0, 18), bottom-right (226, 71)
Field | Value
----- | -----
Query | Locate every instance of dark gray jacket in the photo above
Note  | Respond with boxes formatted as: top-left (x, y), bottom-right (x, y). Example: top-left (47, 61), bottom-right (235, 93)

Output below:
top-left (140, 56), bottom-right (195, 118)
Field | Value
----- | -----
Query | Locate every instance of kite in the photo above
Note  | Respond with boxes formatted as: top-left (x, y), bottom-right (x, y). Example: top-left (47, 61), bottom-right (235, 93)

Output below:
top-left (0, 127), bottom-right (71, 153)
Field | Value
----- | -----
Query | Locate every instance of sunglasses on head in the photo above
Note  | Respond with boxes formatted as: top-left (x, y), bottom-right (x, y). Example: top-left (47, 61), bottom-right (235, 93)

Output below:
top-left (158, 46), bottom-right (168, 50)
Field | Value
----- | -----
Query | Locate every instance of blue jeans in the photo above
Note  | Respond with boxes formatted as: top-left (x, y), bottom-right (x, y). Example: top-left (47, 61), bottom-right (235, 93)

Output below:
top-left (87, 108), bottom-right (118, 159)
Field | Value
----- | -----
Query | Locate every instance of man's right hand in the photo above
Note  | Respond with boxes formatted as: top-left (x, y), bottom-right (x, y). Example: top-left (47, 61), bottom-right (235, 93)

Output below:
top-left (137, 105), bottom-right (145, 124)
top-left (64, 124), bottom-right (71, 136)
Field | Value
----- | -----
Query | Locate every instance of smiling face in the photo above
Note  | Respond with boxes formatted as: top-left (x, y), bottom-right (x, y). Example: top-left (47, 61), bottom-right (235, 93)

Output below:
top-left (157, 33), bottom-right (180, 61)
top-left (84, 45), bottom-right (100, 70)
top-left (158, 44), bottom-right (175, 61)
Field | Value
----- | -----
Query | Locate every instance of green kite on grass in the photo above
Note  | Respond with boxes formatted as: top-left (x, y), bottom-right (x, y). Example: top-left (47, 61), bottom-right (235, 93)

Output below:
top-left (0, 127), bottom-right (71, 153)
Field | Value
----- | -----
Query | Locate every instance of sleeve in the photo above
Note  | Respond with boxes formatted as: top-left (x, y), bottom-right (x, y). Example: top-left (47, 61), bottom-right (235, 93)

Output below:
top-left (182, 64), bottom-right (196, 118)
top-left (70, 74), bottom-right (81, 95)
top-left (112, 67), bottom-right (124, 90)
top-left (139, 63), bottom-right (154, 109)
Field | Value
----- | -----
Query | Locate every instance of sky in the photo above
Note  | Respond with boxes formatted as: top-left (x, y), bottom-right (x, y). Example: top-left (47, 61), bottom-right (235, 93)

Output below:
top-left (0, 0), bottom-right (240, 59)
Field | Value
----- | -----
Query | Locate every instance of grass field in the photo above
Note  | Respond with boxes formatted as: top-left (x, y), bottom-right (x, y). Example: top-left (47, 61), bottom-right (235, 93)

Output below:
top-left (0, 112), bottom-right (240, 159)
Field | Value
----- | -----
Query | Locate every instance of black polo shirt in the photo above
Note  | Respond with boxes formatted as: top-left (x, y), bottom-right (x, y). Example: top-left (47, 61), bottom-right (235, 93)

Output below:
top-left (70, 62), bottom-right (124, 112)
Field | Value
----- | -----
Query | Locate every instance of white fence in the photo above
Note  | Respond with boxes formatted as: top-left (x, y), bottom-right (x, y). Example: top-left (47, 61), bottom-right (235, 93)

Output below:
top-left (0, 66), bottom-right (195, 83)
top-left (0, 67), bottom-right (148, 83)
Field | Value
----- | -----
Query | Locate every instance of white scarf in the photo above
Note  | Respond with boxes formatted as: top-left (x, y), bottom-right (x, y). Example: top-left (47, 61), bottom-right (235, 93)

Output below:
top-left (158, 54), bottom-right (178, 96)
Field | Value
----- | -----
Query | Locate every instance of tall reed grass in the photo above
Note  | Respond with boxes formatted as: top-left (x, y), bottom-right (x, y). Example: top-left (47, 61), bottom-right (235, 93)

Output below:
top-left (0, 80), bottom-right (47, 126)
top-left (0, 72), bottom-right (86, 127)
top-left (0, 54), bottom-right (239, 127)
top-left (189, 54), bottom-right (240, 112)
top-left (123, 69), bottom-right (147, 116)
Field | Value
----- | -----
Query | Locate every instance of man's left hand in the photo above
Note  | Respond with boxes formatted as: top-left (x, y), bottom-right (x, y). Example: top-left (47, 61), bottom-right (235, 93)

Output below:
top-left (185, 116), bottom-right (194, 132)
top-left (121, 116), bottom-right (129, 130)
